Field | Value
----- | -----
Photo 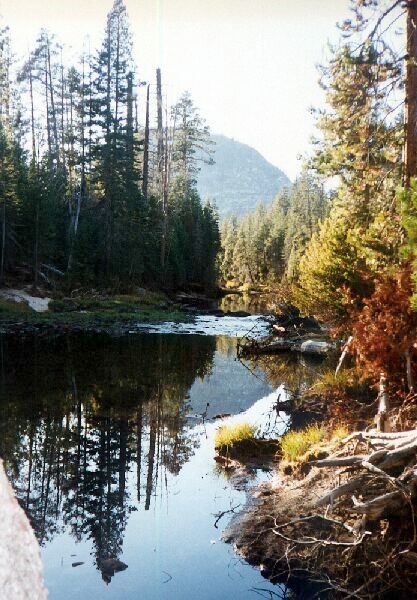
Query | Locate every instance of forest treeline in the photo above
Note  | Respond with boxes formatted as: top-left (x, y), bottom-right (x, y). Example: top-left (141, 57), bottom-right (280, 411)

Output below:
top-left (219, 172), bottom-right (328, 286)
top-left (0, 0), bottom-right (220, 290)
top-left (220, 0), bottom-right (417, 396)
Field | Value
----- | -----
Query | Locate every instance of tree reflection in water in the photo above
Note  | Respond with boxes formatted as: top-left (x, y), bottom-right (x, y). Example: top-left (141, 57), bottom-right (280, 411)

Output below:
top-left (0, 333), bottom-right (215, 582)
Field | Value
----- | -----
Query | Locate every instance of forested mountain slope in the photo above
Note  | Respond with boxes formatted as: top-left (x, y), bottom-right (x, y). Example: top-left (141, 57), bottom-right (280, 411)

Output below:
top-left (196, 134), bottom-right (290, 218)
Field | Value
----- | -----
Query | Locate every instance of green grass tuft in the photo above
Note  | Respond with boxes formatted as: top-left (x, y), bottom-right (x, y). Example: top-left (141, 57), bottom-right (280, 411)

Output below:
top-left (214, 422), bottom-right (257, 449)
top-left (280, 424), bottom-right (326, 463)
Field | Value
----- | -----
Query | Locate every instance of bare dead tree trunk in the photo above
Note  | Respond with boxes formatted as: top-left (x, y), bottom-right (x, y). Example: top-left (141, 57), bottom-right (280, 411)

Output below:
top-left (60, 49), bottom-right (66, 173)
top-left (405, 0), bottom-right (417, 186)
top-left (0, 183), bottom-right (6, 285)
top-left (88, 43), bottom-right (93, 192)
top-left (29, 67), bottom-right (36, 165)
top-left (142, 84), bottom-right (150, 200)
top-left (156, 68), bottom-right (164, 180)
top-left (136, 405), bottom-right (143, 502)
top-left (375, 372), bottom-right (391, 432)
top-left (335, 336), bottom-right (353, 376)
top-left (405, 347), bottom-right (415, 394)
top-left (126, 71), bottom-right (134, 185)
top-left (156, 68), bottom-right (167, 270)
top-left (33, 193), bottom-right (40, 291)
top-left (145, 411), bottom-right (157, 511)
top-left (45, 58), bottom-right (52, 160)
top-left (105, 23), bottom-right (113, 275)
top-left (47, 40), bottom-right (59, 165)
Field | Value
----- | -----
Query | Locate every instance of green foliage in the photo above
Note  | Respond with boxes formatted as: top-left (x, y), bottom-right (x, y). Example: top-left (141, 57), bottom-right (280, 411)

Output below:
top-left (280, 424), bottom-right (326, 463)
top-left (0, 1), bottom-right (220, 292)
top-left (219, 172), bottom-right (328, 287)
top-left (312, 366), bottom-right (369, 399)
top-left (399, 180), bottom-right (417, 309)
top-left (294, 211), bottom-right (367, 321)
top-left (214, 422), bottom-right (256, 450)
top-left (291, 37), bottom-right (403, 321)
top-left (0, 298), bottom-right (32, 314)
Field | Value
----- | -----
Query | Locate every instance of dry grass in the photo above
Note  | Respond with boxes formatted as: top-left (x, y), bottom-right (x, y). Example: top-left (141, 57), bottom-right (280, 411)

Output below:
top-left (312, 366), bottom-right (369, 398)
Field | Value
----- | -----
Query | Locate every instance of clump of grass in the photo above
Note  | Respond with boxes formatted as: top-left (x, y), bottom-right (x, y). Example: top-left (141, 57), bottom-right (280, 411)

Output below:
top-left (215, 422), bottom-right (256, 450)
top-left (0, 298), bottom-right (32, 314)
top-left (280, 424), bottom-right (326, 463)
top-left (331, 425), bottom-right (349, 442)
top-left (214, 422), bottom-right (279, 460)
top-left (312, 367), bottom-right (369, 398)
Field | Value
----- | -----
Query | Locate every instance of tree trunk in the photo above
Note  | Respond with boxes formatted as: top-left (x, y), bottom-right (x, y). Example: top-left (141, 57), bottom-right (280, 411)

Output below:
top-left (157, 69), bottom-right (167, 270)
top-left (156, 68), bottom-right (164, 181)
top-left (142, 84), bottom-right (150, 200)
top-left (406, 347), bottom-right (415, 394)
top-left (0, 189), bottom-right (6, 285)
top-left (126, 71), bottom-right (134, 187)
top-left (29, 68), bottom-right (36, 165)
top-left (47, 40), bottom-right (59, 165)
top-left (404, 0), bottom-right (417, 186)
top-left (375, 372), bottom-right (390, 432)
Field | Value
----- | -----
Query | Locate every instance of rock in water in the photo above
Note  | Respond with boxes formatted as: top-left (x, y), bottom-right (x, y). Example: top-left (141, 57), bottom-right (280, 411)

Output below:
top-left (300, 340), bottom-right (330, 355)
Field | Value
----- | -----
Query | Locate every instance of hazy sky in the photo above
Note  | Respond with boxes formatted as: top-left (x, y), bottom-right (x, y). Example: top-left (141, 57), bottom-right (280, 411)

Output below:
top-left (0, 0), bottom-right (351, 180)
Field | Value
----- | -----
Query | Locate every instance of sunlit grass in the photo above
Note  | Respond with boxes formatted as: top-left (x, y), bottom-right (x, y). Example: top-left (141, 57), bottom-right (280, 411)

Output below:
top-left (214, 422), bottom-right (257, 449)
top-left (312, 366), bottom-right (368, 397)
top-left (331, 425), bottom-right (349, 442)
top-left (280, 424), bottom-right (326, 463)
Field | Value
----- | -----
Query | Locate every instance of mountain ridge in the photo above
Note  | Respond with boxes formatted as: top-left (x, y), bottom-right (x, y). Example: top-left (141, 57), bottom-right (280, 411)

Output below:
top-left (196, 134), bottom-right (291, 218)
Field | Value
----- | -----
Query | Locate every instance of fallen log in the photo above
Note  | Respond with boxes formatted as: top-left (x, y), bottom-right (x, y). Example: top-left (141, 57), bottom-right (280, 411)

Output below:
top-left (238, 337), bottom-right (332, 357)
top-left (351, 490), bottom-right (407, 520)
top-left (316, 475), bottom-right (368, 507)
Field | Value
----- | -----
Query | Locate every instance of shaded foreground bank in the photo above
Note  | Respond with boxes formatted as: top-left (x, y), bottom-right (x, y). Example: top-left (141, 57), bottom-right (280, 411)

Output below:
top-left (224, 383), bottom-right (417, 599)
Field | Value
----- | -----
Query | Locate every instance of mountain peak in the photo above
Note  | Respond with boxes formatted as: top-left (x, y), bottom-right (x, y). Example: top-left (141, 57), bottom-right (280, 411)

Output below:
top-left (196, 134), bottom-right (291, 218)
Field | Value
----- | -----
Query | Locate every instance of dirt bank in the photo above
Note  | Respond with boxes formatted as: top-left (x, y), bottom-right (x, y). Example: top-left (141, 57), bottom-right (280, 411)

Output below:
top-left (224, 431), bottom-right (417, 599)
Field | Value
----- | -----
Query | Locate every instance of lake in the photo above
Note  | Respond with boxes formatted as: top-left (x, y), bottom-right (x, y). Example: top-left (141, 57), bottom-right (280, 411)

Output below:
top-left (0, 318), bottom-right (315, 599)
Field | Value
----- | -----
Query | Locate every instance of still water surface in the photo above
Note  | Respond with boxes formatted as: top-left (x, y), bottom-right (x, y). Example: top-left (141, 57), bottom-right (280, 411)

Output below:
top-left (0, 320), bottom-right (297, 599)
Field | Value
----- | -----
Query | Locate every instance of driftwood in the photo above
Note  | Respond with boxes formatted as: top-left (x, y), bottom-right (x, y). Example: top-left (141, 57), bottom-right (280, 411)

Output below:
top-left (238, 336), bottom-right (331, 358)
top-left (313, 427), bottom-right (417, 520)
top-left (335, 335), bottom-right (353, 376)
top-left (375, 372), bottom-right (391, 432)
top-left (41, 263), bottom-right (65, 277)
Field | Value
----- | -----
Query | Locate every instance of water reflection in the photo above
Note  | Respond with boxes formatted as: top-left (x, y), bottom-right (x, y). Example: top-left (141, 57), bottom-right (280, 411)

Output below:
top-left (0, 334), bottom-right (217, 582)
top-left (0, 332), bottom-right (324, 598)
top-left (0, 333), bottom-right (278, 592)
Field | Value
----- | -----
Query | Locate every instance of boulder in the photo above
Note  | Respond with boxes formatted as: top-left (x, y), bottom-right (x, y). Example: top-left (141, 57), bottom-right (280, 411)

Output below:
top-left (300, 340), bottom-right (330, 355)
top-left (0, 460), bottom-right (47, 599)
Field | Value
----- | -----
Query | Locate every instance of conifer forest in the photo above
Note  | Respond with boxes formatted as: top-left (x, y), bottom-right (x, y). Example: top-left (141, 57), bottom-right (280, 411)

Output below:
top-left (3, 1), bottom-right (417, 599)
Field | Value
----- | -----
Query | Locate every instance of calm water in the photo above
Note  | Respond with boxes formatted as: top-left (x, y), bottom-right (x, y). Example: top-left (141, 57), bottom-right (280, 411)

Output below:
top-left (0, 320), bottom-right (301, 599)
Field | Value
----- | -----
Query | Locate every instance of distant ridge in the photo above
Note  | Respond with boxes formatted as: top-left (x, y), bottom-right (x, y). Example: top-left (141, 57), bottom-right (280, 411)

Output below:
top-left (196, 134), bottom-right (291, 218)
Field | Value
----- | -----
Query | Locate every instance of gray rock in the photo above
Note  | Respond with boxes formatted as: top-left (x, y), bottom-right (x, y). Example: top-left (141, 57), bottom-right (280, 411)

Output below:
top-left (300, 340), bottom-right (330, 355)
top-left (0, 460), bottom-right (47, 599)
